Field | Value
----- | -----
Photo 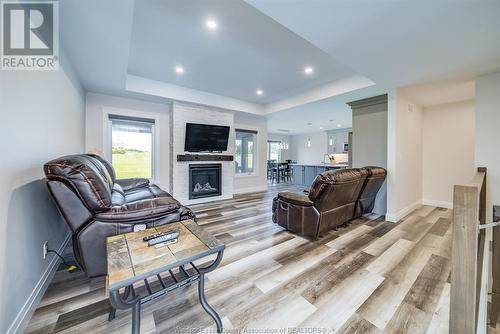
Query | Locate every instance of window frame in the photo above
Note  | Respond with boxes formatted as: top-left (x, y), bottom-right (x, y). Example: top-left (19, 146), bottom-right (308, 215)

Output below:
top-left (267, 140), bottom-right (281, 162)
top-left (234, 127), bottom-right (259, 177)
top-left (102, 107), bottom-right (160, 183)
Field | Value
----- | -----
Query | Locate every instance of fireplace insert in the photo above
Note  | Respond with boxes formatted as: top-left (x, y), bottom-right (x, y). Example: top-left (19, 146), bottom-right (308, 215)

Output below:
top-left (189, 164), bottom-right (222, 200)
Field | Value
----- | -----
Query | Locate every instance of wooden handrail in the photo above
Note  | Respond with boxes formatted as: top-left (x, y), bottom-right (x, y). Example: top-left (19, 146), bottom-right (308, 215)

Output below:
top-left (490, 206), bottom-right (500, 327)
top-left (450, 167), bottom-right (487, 333)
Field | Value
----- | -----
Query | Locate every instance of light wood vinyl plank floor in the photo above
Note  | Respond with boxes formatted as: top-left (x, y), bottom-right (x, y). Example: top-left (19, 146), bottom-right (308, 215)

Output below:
top-left (26, 184), bottom-right (454, 334)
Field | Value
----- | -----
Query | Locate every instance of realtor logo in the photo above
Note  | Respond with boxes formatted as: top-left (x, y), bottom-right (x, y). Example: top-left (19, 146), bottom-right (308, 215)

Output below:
top-left (1, 0), bottom-right (59, 70)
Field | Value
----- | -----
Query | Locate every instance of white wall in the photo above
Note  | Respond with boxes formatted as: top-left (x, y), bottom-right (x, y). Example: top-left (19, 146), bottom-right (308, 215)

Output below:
top-left (234, 113), bottom-right (268, 194)
top-left (86, 95), bottom-right (268, 200)
top-left (0, 52), bottom-right (85, 333)
top-left (422, 100), bottom-right (475, 208)
top-left (290, 132), bottom-right (328, 164)
top-left (476, 70), bottom-right (500, 223)
top-left (387, 91), bottom-right (423, 222)
top-left (85, 93), bottom-right (171, 190)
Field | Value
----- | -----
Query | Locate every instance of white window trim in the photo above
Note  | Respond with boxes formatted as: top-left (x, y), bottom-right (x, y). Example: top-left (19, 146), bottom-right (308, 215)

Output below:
top-left (102, 106), bottom-right (161, 183)
top-left (267, 140), bottom-right (282, 162)
top-left (234, 125), bottom-right (259, 178)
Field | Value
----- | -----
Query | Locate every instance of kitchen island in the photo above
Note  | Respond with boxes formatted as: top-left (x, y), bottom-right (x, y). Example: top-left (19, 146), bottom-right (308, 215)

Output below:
top-left (290, 163), bottom-right (348, 187)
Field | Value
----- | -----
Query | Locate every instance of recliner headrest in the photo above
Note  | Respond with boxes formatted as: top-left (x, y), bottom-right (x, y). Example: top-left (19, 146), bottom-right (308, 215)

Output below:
top-left (308, 168), bottom-right (368, 201)
top-left (86, 153), bottom-right (116, 182)
top-left (44, 154), bottom-right (114, 212)
top-left (363, 166), bottom-right (387, 178)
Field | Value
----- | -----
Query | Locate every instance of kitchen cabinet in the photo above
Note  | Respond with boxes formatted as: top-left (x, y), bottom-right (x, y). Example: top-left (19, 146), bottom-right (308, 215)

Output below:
top-left (290, 164), bottom-right (346, 187)
top-left (291, 165), bottom-right (304, 186)
top-left (316, 167), bottom-right (328, 175)
top-left (304, 166), bottom-right (317, 185)
top-left (326, 129), bottom-right (351, 154)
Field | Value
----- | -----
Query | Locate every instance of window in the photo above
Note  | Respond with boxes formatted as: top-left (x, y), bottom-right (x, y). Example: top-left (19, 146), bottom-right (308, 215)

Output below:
top-left (235, 129), bottom-right (257, 175)
top-left (267, 141), bottom-right (281, 162)
top-left (109, 115), bottom-right (155, 179)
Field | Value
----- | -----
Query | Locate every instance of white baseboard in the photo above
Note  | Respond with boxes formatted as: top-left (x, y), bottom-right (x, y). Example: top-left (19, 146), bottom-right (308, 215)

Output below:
top-left (422, 198), bottom-right (453, 209)
top-left (185, 193), bottom-right (234, 205)
top-left (385, 200), bottom-right (422, 223)
top-left (234, 185), bottom-right (268, 195)
top-left (7, 232), bottom-right (71, 334)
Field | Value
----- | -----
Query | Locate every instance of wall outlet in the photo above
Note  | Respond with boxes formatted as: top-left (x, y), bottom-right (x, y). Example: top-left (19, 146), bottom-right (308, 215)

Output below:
top-left (43, 241), bottom-right (49, 259)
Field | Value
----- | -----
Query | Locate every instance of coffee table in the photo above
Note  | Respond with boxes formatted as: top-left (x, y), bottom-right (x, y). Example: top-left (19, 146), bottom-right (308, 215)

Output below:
top-left (106, 219), bottom-right (225, 334)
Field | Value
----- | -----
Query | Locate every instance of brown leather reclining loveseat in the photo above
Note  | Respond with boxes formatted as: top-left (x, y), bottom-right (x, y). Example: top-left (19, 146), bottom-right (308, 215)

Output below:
top-left (44, 154), bottom-right (195, 277)
top-left (272, 166), bottom-right (386, 239)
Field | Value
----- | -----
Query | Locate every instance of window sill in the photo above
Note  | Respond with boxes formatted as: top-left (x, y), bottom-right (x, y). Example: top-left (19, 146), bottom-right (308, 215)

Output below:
top-left (234, 173), bottom-right (258, 178)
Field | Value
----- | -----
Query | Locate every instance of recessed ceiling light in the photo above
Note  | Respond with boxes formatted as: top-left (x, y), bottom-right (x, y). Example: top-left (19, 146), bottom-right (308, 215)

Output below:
top-left (337, 124), bottom-right (342, 128)
top-left (319, 127), bottom-right (323, 130)
top-left (256, 89), bottom-right (263, 96)
top-left (206, 19), bottom-right (218, 30)
top-left (175, 66), bottom-right (184, 74)
top-left (304, 66), bottom-right (314, 75)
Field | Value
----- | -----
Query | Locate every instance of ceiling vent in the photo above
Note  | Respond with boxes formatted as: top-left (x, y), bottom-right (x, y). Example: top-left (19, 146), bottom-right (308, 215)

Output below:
top-left (276, 129), bottom-right (290, 133)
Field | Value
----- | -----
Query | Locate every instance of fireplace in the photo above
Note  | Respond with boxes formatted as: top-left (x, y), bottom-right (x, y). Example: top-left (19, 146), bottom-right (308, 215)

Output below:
top-left (189, 164), bottom-right (222, 200)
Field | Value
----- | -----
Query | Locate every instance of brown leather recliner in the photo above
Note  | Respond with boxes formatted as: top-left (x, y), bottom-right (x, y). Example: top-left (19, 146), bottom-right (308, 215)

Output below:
top-left (44, 154), bottom-right (195, 277)
top-left (272, 167), bottom-right (386, 239)
top-left (354, 166), bottom-right (387, 218)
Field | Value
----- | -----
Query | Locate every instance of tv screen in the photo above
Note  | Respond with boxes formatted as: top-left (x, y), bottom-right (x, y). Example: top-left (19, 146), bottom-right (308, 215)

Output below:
top-left (184, 123), bottom-right (230, 152)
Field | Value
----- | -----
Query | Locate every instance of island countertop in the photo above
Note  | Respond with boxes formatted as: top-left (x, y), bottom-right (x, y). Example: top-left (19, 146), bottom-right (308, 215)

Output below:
top-left (289, 163), bottom-right (348, 168)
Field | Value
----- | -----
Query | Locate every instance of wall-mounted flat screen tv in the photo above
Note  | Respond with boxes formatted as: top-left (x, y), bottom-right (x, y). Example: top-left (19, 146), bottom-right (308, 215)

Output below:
top-left (184, 123), bottom-right (230, 152)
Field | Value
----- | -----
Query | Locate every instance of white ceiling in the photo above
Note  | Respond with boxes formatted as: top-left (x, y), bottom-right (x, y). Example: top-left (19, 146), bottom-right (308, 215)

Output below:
top-left (245, 0), bottom-right (499, 134)
top-left (60, 0), bottom-right (500, 131)
top-left (246, 0), bottom-right (500, 88)
top-left (128, 0), bottom-right (357, 104)
top-left (266, 84), bottom-right (386, 135)
top-left (270, 77), bottom-right (475, 135)
top-left (60, 0), bottom-right (368, 110)
top-left (267, 98), bottom-right (353, 136)
top-left (60, 0), bottom-right (134, 96)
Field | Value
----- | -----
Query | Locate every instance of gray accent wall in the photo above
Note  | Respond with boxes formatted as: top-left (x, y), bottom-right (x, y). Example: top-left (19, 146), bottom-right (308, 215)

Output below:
top-left (0, 50), bottom-right (85, 333)
top-left (348, 94), bottom-right (388, 215)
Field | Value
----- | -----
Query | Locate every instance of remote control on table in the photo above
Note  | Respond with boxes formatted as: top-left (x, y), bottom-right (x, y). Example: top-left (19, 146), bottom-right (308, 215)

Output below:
top-left (154, 238), bottom-right (178, 248)
top-left (143, 232), bottom-right (166, 241)
top-left (143, 230), bottom-right (176, 242)
top-left (148, 232), bottom-right (179, 246)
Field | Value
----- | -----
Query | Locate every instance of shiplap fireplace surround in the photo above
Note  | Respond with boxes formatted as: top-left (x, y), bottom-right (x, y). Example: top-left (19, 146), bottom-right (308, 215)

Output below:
top-left (170, 102), bottom-right (235, 205)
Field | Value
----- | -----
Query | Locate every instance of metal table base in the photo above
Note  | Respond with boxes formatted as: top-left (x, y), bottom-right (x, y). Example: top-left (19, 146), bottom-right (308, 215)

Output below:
top-left (108, 250), bottom-right (224, 334)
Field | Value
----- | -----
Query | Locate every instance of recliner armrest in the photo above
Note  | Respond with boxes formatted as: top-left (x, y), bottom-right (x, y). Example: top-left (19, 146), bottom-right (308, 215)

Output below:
top-left (179, 205), bottom-right (197, 221)
top-left (115, 178), bottom-right (150, 191)
top-left (278, 191), bottom-right (314, 207)
top-left (95, 197), bottom-right (181, 222)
